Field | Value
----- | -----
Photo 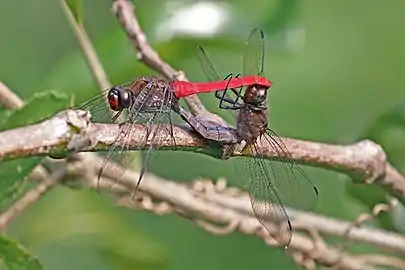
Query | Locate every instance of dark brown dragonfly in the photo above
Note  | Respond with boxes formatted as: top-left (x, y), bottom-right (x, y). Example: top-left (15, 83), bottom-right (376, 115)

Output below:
top-left (77, 76), bottom-right (237, 192)
top-left (195, 28), bottom-right (319, 247)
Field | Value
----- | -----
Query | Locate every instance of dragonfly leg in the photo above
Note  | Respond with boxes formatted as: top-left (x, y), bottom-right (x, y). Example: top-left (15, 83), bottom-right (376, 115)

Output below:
top-left (217, 96), bottom-right (241, 109)
top-left (143, 122), bottom-right (153, 145)
top-left (132, 143), bottom-right (152, 199)
top-left (96, 165), bottom-right (104, 192)
top-left (167, 111), bottom-right (177, 150)
top-left (112, 111), bottom-right (122, 122)
top-left (215, 73), bottom-right (234, 107)
top-left (214, 73), bottom-right (244, 110)
top-left (219, 103), bottom-right (242, 110)
top-left (231, 73), bottom-right (244, 105)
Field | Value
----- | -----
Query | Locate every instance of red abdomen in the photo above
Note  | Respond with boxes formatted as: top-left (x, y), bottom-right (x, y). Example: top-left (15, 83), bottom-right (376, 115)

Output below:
top-left (171, 76), bottom-right (271, 98)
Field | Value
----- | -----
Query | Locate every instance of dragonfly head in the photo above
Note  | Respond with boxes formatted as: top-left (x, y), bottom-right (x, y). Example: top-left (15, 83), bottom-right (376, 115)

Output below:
top-left (108, 86), bottom-right (132, 111)
top-left (244, 85), bottom-right (268, 110)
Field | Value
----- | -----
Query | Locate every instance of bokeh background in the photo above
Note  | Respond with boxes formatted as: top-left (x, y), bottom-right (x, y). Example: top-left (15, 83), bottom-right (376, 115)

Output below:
top-left (1, 0), bottom-right (405, 269)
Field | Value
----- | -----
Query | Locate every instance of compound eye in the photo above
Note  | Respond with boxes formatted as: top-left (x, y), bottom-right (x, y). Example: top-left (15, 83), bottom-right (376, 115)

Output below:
top-left (117, 88), bottom-right (131, 109)
top-left (107, 89), bottom-right (120, 111)
top-left (108, 86), bottom-right (131, 111)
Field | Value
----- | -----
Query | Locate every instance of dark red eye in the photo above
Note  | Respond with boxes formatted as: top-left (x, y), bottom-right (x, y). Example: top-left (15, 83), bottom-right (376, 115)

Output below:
top-left (108, 90), bottom-right (120, 111)
top-left (107, 86), bottom-right (132, 111)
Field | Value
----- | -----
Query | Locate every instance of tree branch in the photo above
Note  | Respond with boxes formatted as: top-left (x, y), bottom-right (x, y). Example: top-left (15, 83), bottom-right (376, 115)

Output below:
top-left (0, 109), bottom-right (404, 205)
top-left (0, 110), bottom-right (207, 159)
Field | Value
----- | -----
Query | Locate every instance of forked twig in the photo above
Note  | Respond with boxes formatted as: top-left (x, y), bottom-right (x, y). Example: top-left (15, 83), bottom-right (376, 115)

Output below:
top-left (331, 199), bottom-right (399, 269)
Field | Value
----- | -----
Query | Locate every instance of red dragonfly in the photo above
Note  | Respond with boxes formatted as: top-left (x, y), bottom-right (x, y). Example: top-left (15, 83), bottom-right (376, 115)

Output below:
top-left (195, 28), bottom-right (319, 247)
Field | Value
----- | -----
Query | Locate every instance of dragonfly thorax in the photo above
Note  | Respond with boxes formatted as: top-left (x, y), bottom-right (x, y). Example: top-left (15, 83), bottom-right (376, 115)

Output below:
top-left (237, 105), bottom-right (268, 143)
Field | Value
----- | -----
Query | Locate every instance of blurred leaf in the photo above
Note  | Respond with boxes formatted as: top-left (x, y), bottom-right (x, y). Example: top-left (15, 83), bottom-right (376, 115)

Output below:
top-left (0, 91), bottom-right (69, 130)
top-left (0, 159), bottom-right (41, 211)
top-left (65, 0), bottom-right (84, 24)
top-left (0, 91), bottom-right (69, 208)
top-left (0, 235), bottom-right (42, 270)
top-left (101, 229), bottom-right (167, 270)
top-left (365, 101), bottom-right (405, 173)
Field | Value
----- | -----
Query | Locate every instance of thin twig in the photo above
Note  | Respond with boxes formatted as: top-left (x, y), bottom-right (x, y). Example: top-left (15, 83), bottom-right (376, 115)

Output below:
top-left (357, 254), bottom-right (405, 269)
top-left (332, 200), bottom-right (399, 269)
top-left (60, 0), bottom-right (111, 91)
top-left (0, 81), bottom-right (24, 109)
top-left (197, 180), bottom-right (405, 253)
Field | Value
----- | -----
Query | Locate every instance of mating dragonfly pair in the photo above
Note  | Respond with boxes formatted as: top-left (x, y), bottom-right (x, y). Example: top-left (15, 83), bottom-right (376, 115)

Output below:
top-left (75, 28), bottom-right (318, 248)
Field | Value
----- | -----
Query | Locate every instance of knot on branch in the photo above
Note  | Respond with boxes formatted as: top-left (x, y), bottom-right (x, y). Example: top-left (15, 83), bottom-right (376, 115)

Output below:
top-left (351, 140), bottom-right (386, 184)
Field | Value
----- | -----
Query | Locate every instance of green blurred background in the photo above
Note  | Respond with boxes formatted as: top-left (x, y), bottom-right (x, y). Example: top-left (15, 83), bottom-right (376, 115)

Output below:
top-left (1, 0), bottom-right (405, 269)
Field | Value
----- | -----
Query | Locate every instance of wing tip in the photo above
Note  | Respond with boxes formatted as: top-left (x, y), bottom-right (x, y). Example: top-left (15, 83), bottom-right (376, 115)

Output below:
top-left (313, 185), bottom-right (319, 196)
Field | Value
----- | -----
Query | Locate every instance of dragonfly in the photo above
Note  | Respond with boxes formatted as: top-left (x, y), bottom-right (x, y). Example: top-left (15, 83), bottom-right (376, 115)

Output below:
top-left (77, 77), bottom-right (228, 192)
top-left (195, 28), bottom-right (319, 247)
top-left (75, 58), bottom-right (271, 193)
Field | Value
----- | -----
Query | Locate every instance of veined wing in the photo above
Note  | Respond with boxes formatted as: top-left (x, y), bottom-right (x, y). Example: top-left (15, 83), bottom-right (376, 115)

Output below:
top-left (96, 81), bottom-right (176, 194)
top-left (234, 131), bottom-right (318, 247)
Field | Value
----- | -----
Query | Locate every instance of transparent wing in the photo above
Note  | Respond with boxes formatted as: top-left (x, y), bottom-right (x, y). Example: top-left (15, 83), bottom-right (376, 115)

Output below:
top-left (196, 45), bottom-right (241, 118)
top-left (261, 130), bottom-right (319, 210)
top-left (235, 134), bottom-right (318, 247)
top-left (235, 143), bottom-right (292, 247)
top-left (97, 82), bottom-right (175, 194)
top-left (38, 88), bottom-right (113, 124)
top-left (78, 89), bottom-right (121, 125)
top-left (196, 45), bottom-right (221, 81)
top-left (243, 28), bottom-right (265, 77)
top-left (132, 83), bottom-right (176, 192)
